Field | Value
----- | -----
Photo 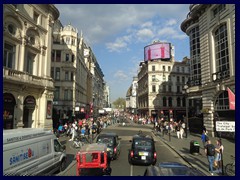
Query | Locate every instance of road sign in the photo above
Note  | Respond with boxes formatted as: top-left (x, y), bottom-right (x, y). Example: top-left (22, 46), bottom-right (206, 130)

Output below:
top-left (216, 121), bottom-right (235, 132)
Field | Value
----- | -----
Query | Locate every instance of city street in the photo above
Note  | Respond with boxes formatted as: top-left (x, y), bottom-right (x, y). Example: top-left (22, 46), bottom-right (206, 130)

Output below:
top-left (57, 120), bottom-right (199, 176)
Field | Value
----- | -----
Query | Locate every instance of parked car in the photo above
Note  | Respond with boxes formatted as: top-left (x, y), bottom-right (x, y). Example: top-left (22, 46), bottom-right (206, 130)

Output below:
top-left (128, 131), bottom-right (157, 165)
top-left (143, 162), bottom-right (206, 176)
top-left (96, 132), bottom-right (121, 160)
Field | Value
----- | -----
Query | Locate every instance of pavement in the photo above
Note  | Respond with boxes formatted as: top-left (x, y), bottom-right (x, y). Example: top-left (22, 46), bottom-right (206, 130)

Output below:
top-left (148, 124), bottom-right (235, 176)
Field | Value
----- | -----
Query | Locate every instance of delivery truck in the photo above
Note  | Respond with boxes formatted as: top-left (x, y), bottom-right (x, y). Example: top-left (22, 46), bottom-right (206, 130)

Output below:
top-left (3, 128), bottom-right (66, 176)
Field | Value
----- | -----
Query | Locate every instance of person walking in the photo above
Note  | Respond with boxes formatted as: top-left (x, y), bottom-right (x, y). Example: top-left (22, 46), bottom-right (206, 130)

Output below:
top-left (205, 139), bottom-right (216, 175)
top-left (214, 139), bottom-right (224, 174)
top-left (175, 123), bottom-right (181, 139)
top-left (201, 130), bottom-right (207, 149)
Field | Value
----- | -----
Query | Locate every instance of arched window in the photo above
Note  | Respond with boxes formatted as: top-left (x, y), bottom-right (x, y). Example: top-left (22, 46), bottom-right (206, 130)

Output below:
top-left (215, 91), bottom-right (229, 110)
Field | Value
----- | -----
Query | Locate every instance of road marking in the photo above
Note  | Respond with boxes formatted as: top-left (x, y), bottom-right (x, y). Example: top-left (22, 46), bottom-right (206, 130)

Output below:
top-left (130, 165), bottom-right (133, 176)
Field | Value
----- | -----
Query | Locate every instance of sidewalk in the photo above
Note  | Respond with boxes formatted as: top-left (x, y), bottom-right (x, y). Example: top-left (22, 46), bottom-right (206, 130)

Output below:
top-left (152, 128), bottom-right (235, 176)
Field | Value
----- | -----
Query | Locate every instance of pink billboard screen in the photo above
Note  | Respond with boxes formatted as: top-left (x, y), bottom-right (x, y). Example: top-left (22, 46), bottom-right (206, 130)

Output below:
top-left (144, 43), bottom-right (171, 61)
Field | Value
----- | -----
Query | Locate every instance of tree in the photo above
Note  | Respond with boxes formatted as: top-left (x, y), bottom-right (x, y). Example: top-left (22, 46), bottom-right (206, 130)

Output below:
top-left (112, 98), bottom-right (126, 109)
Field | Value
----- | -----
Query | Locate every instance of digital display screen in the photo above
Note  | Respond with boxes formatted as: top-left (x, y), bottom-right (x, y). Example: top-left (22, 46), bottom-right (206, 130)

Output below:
top-left (144, 43), bottom-right (171, 61)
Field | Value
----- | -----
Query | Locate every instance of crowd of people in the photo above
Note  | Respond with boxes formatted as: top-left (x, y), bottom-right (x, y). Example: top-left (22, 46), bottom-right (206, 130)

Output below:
top-left (54, 116), bottom-right (114, 140)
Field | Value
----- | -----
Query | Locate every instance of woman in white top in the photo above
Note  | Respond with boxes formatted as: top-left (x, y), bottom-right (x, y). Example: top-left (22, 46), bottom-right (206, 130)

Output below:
top-left (215, 139), bottom-right (224, 173)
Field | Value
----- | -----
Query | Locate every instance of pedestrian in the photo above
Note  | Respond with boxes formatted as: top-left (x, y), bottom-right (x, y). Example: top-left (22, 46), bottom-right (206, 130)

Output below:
top-left (69, 124), bottom-right (77, 141)
top-left (214, 139), bottom-right (224, 174)
top-left (175, 123), bottom-right (181, 139)
top-left (205, 139), bottom-right (216, 175)
top-left (201, 130), bottom-right (207, 149)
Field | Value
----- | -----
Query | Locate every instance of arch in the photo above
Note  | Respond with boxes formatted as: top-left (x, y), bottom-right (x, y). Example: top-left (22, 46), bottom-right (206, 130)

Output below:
top-left (3, 93), bottom-right (16, 129)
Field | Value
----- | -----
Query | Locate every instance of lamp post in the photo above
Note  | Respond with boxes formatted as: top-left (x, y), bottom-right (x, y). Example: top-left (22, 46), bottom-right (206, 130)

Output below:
top-left (182, 84), bottom-right (189, 138)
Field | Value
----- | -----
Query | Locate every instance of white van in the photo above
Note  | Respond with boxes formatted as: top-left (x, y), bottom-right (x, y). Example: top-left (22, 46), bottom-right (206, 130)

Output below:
top-left (3, 128), bottom-right (67, 176)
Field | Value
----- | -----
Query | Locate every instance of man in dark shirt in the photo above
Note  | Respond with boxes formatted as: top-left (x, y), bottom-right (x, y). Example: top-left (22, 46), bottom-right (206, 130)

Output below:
top-left (204, 139), bottom-right (215, 175)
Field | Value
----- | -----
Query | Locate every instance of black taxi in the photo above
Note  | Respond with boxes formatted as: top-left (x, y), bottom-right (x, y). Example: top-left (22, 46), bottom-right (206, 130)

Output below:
top-left (128, 131), bottom-right (157, 166)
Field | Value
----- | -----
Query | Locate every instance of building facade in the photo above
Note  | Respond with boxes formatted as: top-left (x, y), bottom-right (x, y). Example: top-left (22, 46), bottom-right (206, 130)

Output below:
top-left (126, 77), bottom-right (138, 114)
top-left (181, 4), bottom-right (235, 138)
top-left (3, 4), bottom-right (59, 129)
top-left (137, 42), bottom-right (190, 121)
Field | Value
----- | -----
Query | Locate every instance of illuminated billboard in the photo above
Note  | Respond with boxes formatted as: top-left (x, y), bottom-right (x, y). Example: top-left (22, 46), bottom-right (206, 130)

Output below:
top-left (144, 42), bottom-right (171, 61)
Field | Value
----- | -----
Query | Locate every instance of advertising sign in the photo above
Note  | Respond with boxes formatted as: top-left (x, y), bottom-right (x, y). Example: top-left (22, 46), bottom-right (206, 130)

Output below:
top-left (216, 121), bottom-right (235, 132)
top-left (144, 42), bottom-right (171, 61)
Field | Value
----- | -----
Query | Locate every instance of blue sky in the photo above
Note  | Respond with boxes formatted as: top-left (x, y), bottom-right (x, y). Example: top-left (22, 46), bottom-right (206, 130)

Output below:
top-left (55, 4), bottom-right (190, 103)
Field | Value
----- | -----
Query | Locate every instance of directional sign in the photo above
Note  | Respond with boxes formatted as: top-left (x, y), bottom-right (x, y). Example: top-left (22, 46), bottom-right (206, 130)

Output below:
top-left (216, 121), bottom-right (235, 132)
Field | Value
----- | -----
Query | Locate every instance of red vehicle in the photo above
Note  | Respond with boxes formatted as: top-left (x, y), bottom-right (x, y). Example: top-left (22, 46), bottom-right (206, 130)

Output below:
top-left (76, 143), bottom-right (111, 176)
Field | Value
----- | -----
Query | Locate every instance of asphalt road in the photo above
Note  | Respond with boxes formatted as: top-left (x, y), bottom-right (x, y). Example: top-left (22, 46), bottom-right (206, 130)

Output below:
top-left (57, 121), bottom-right (189, 176)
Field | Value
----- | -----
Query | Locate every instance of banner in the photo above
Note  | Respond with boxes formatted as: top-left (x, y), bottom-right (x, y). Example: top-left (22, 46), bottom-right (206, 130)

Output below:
top-left (227, 87), bottom-right (235, 110)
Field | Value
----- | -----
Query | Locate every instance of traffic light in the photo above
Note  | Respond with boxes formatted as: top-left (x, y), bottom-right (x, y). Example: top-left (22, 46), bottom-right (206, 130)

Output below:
top-left (169, 110), bottom-right (173, 121)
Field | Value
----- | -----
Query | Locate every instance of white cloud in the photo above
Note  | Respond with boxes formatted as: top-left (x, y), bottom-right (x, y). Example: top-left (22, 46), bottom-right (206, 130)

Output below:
top-left (158, 27), bottom-right (187, 40)
top-left (166, 19), bottom-right (177, 26)
top-left (106, 35), bottom-right (132, 52)
top-left (136, 28), bottom-right (154, 42)
top-left (113, 70), bottom-right (129, 81)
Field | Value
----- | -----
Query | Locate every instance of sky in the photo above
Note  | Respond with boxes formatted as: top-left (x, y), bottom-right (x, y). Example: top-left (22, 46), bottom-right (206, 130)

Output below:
top-left (55, 4), bottom-right (191, 103)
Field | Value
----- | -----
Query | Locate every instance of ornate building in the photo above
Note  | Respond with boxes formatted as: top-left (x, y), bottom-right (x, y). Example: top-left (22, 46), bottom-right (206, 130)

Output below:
top-left (3, 4), bottom-right (59, 129)
top-left (181, 4), bottom-right (235, 138)
top-left (137, 41), bottom-right (190, 121)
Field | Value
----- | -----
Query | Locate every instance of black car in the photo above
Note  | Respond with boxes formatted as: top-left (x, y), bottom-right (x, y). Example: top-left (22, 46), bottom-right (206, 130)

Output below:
top-left (128, 131), bottom-right (157, 166)
top-left (143, 162), bottom-right (206, 176)
top-left (96, 132), bottom-right (121, 160)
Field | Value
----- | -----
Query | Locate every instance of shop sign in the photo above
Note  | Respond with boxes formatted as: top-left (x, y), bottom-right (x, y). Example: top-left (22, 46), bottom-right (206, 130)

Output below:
top-left (46, 101), bottom-right (52, 119)
top-left (216, 121), bottom-right (235, 132)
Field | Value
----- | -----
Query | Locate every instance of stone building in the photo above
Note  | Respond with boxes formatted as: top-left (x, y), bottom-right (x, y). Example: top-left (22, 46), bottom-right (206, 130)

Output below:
top-left (3, 4), bottom-right (59, 129)
top-left (137, 41), bottom-right (190, 121)
top-left (181, 4), bottom-right (235, 138)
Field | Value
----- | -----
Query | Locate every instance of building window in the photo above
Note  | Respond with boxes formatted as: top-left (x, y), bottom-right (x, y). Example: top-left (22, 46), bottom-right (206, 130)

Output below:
top-left (7, 24), bottom-right (16, 35)
top-left (26, 52), bottom-right (35, 74)
top-left (72, 54), bottom-right (75, 62)
top-left (215, 91), bottom-right (229, 110)
top-left (177, 97), bottom-right (181, 107)
top-left (168, 85), bottom-right (172, 92)
top-left (177, 86), bottom-right (180, 93)
top-left (182, 97), bottom-right (186, 107)
top-left (168, 66), bottom-right (171, 72)
top-left (189, 26), bottom-right (201, 86)
top-left (4, 43), bottom-right (15, 69)
top-left (55, 67), bottom-right (60, 80)
top-left (163, 97), bottom-right (167, 107)
top-left (182, 76), bottom-right (185, 83)
top-left (152, 75), bottom-right (156, 82)
top-left (66, 54), bottom-right (69, 61)
top-left (168, 75), bottom-right (171, 81)
top-left (72, 39), bottom-right (75, 45)
top-left (168, 97), bottom-right (172, 107)
top-left (64, 89), bottom-right (68, 100)
top-left (51, 67), bottom-right (54, 79)
top-left (214, 23), bottom-right (229, 79)
top-left (71, 72), bottom-right (74, 81)
top-left (54, 87), bottom-right (60, 100)
top-left (56, 50), bottom-right (61, 62)
top-left (182, 67), bottom-right (185, 73)
top-left (176, 66), bottom-right (180, 72)
top-left (162, 85), bottom-right (166, 92)
top-left (163, 65), bottom-right (165, 71)
top-left (152, 65), bottom-right (155, 71)
top-left (177, 76), bottom-right (180, 82)
top-left (213, 4), bottom-right (226, 18)
top-left (163, 75), bottom-right (166, 82)
top-left (51, 51), bottom-right (55, 62)
top-left (65, 71), bottom-right (69, 81)
top-left (66, 37), bottom-right (70, 45)
top-left (152, 85), bottom-right (156, 93)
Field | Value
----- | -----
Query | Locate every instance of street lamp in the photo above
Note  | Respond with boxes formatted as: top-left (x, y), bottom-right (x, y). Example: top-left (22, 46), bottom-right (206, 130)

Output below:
top-left (182, 84), bottom-right (189, 138)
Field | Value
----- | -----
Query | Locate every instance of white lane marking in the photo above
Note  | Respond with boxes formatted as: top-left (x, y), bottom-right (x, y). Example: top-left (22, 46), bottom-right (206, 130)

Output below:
top-left (130, 165), bottom-right (133, 176)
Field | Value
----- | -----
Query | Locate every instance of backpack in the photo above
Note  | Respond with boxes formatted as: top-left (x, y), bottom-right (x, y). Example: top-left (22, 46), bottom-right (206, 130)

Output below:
top-left (207, 144), bottom-right (215, 156)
